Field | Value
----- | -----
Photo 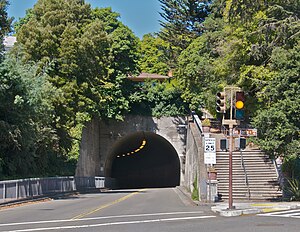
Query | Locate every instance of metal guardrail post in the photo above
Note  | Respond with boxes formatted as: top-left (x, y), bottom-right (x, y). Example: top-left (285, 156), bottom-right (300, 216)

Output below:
top-left (16, 181), bottom-right (18, 199)
top-left (3, 183), bottom-right (6, 201)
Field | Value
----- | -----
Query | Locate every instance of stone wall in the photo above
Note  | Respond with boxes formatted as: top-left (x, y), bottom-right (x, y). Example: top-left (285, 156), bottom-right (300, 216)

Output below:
top-left (183, 120), bottom-right (207, 201)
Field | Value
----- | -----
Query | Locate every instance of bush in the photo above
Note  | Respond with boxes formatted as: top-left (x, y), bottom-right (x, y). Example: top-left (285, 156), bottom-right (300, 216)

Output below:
top-left (285, 179), bottom-right (300, 201)
top-left (191, 176), bottom-right (199, 200)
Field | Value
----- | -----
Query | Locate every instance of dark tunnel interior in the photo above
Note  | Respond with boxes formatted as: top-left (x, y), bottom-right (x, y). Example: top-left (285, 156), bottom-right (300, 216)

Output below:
top-left (107, 131), bottom-right (180, 189)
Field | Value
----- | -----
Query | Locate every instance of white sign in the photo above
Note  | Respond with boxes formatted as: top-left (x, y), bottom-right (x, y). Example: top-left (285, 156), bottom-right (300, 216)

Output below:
top-left (204, 153), bottom-right (216, 165)
top-left (204, 138), bottom-right (216, 153)
top-left (204, 138), bottom-right (216, 165)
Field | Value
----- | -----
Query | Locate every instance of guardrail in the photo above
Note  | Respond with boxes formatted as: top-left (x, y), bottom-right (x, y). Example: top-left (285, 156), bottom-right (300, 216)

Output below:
top-left (0, 176), bottom-right (116, 204)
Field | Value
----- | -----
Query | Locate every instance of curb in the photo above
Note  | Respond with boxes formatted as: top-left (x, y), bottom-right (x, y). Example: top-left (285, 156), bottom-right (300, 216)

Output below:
top-left (211, 203), bottom-right (300, 217)
top-left (174, 186), bottom-right (199, 206)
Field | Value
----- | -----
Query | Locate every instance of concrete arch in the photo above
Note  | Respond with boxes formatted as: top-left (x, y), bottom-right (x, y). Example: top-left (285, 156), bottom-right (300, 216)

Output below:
top-left (76, 116), bottom-right (187, 187)
top-left (105, 131), bottom-right (180, 188)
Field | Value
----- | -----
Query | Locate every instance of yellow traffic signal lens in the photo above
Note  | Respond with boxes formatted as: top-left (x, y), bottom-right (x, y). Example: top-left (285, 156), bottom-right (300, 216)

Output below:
top-left (235, 100), bottom-right (244, 109)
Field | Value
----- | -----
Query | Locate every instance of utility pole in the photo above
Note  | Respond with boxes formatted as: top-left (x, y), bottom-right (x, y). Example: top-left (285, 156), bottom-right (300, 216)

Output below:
top-left (217, 86), bottom-right (241, 210)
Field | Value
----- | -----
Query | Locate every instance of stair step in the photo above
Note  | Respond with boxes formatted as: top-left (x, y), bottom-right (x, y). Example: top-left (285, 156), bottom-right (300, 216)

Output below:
top-left (214, 150), bottom-right (281, 200)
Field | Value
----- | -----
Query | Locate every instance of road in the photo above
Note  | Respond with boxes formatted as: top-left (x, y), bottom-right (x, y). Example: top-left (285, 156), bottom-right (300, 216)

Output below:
top-left (0, 188), bottom-right (299, 232)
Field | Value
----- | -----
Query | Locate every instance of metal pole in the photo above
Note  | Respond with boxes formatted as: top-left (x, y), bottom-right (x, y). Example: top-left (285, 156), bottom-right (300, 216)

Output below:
top-left (3, 183), bottom-right (6, 201)
top-left (208, 165), bottom-right (211, 204)
top-left (222, 86), bottom-right (242, 210)
top-left (228, 124), bottom-right (234, 209)
top-left (16, 182), bottom-right (18, 199)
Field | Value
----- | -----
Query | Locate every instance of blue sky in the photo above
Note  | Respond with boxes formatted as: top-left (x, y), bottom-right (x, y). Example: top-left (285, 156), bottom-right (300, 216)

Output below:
top-left (7, 0), bottom-right (163, 38)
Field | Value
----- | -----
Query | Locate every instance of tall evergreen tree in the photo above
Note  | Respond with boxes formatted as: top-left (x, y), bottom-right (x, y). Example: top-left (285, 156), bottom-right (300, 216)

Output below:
top-left (159, 0), bottom-right (211, 52)
top-left (0, 0), bottom-right (12, 58)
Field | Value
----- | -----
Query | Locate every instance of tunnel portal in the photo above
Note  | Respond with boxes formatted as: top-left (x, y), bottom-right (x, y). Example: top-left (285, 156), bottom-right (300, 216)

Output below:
top-left (106, 131), bottom-right (180, 189)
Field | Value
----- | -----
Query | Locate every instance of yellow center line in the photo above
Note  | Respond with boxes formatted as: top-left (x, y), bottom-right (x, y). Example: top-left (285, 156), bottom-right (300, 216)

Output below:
top-left (71, 189), bottom-right (147, 220)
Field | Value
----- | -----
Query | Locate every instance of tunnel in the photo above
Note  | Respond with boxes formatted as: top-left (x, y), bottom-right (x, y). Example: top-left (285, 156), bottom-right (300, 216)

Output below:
top-left (105, 131), bottom-right (180, 189)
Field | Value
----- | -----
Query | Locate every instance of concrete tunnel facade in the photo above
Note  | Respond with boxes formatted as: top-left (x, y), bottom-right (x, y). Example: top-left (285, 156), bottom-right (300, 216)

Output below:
top-left (75, 116), bottom-right (187, 188)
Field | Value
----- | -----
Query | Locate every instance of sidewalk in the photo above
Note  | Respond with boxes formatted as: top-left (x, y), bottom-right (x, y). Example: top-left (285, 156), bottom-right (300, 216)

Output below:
top-left (211, 201), bottom-right (300, 217)
top-left (176, 186), bottom-right (300, 217)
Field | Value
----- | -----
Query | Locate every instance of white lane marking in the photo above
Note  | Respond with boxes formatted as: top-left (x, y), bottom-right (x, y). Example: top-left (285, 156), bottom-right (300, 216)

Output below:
top-left (258, 209), bottom-right (300, 218)
top-left (3, 216), bottom-right (216, 232)
top-left (0, 211), bottom-right (205, 227)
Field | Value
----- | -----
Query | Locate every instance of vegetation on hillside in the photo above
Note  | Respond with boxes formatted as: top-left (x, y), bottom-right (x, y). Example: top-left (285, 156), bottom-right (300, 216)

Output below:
top-left (0, 0), bottom-right (299, 181)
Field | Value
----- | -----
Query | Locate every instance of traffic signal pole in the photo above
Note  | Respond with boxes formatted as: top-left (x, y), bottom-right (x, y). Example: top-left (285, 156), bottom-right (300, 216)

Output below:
top-left (228, 123), bottom-right (234, 209)
top-left (220, 86), bottom-right (241, 210)
top-left (228, 88), bottom-right (234, 209)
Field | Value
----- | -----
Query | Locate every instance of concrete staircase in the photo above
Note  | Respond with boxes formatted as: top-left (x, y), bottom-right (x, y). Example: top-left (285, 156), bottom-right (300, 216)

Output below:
top-left (215, 151), bottom-right (282, 201)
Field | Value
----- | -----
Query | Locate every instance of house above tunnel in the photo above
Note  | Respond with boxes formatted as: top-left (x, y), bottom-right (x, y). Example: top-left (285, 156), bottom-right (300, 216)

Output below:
top-left (127, 72), bottom-right (172, 82)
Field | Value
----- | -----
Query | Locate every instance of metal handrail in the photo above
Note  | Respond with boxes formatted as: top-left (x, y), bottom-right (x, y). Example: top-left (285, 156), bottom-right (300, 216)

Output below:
top-left (191, 112), bottom-right (203, 134)
top-left (273, 159), bottom-right (284, 189)
top-left (240, 151), bottom-right (251, 200)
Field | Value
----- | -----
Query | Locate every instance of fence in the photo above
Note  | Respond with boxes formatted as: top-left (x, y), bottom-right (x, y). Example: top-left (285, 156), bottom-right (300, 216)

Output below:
top-left (0, 176), bottom-right (116, 204)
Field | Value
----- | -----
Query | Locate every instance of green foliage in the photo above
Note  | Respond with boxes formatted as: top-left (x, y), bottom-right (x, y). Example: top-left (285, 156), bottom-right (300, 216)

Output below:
top-left (156, 0), bottom-right (212, 69)
top-left (282, 156), bottom-right (300, 180)
top-left (11, 0), bottom-right (140, 170)
top-left (0, 0), bottom-right (12, 57)
top-left (0, 57), bottom-right (75, 179)
top-left (202, 118), bottom-right (211, 127)
top-left (159, 0), bottom-right (211, 50)
top-left (174, 0), bottom-right (300, 179)
top-left (139, 33), bottom-right (171, 75)
top-left (129, 79), bottom-right (188, 117)
top-left (0, 0), bottom-right (11, 35)
top-left (14, 0), bottom-right (139, 122)
top-left (192, 176), bottom-right (199, 200)
top-left (252, 43), bottom-right (300, 159)
top-left (177, 31), bottom-right (224, 112)
top-left (285, 178), bottom-right (300, 201)
top-left (2, 0), bottom-right (299, 181)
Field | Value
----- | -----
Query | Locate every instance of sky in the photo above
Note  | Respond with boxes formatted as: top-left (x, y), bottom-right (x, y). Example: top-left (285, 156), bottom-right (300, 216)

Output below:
top-left (6, 0), bottom-right (163, 38)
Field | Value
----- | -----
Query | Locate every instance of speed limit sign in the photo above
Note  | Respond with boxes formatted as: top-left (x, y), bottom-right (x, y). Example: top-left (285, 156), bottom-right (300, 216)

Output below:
top-left (204, 138), bottom-right (216, 165)
top-left (204, 138), bottom-right (216, 153)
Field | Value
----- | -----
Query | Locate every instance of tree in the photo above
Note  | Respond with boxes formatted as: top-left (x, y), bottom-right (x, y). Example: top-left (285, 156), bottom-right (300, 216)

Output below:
top-left (139, 33), bottom-right (171, 75)
top-left (176, 7), bottom-right (227, 112)
top-left (0, 0), bottom-right (12, 57)
top-left (177, 0), bottom-right (300, 115)
top-left (129, 79), bottom-right (189, 117)
top-left (13, 0), bottom-right (140, 158)
top-left (159, 0), bottom-right (211, 48)
top-left (252, 45), bottom-right (300, 160)
top-left (158, 0), bottom-right (212, 66)
top-left (0, 57), bottom-right (74, 178)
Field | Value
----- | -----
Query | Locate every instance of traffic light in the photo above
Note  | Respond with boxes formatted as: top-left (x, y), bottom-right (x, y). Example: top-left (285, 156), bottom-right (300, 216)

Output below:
top-left (235, 91), bottom-right (245, 120)
top-left (216, 92), bottom-right (226, 113)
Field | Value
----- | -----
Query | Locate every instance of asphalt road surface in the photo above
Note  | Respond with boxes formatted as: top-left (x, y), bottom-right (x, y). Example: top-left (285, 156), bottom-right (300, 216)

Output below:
top-left (0, 188), bottom-right (299, 232)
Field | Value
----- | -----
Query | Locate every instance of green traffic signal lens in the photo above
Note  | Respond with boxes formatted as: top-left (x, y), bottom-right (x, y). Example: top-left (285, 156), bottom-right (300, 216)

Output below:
top-left (235, 109), bottom-right (244, 120)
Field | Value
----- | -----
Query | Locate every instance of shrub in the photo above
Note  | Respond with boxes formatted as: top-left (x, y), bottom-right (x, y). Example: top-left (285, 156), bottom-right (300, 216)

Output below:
top-left (286, 179), bottom-right (300, 201)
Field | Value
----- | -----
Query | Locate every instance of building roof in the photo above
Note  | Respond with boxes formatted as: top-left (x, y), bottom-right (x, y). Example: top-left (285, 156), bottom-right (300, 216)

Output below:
top-left (127, 72), bottom-right (170, 82)
top-left (3, 36), bottom-right (17, 51)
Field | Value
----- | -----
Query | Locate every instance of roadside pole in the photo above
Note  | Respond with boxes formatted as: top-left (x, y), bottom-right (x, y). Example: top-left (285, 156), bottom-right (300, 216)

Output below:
top-left (228, 124), bottom-right (233, 209)
top-left (222, 86), bottom-right (241, 210)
